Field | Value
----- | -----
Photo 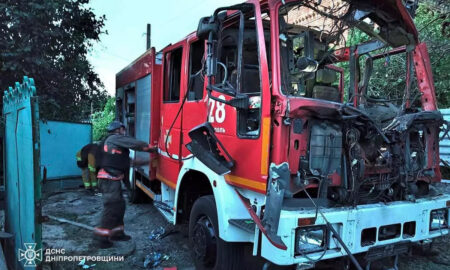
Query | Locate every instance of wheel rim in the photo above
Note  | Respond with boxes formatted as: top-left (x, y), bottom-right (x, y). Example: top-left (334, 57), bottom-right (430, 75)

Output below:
top-left (192, 215), bottom-right (217, 267)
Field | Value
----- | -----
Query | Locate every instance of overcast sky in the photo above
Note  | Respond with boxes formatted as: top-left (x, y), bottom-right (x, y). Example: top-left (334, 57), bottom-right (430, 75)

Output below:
top-left (88, 0), bottom-right (241, 95)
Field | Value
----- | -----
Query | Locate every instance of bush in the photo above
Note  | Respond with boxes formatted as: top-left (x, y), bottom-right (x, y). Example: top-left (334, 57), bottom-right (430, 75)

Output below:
top-left (91, 97), bottom-right (115, 141)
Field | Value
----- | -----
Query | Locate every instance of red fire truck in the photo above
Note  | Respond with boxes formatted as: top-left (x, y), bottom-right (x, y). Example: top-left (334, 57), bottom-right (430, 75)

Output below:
top-left (115, 0), bottom-right (449, 269)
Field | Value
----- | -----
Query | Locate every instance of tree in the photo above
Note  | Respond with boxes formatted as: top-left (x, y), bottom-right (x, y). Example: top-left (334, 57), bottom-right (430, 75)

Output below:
top-left (341, 1), bottom-right (450, 107)
top-left (414, 3), bottom-right (450, 107)
top-left (0, 0), bottom-right (108, 121)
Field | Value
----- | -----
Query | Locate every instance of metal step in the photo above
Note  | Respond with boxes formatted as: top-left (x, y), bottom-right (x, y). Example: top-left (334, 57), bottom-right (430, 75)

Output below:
top-left (136, 179), bottom-right (161, 201)
top-left (228, 219), bottom-right (256, 233)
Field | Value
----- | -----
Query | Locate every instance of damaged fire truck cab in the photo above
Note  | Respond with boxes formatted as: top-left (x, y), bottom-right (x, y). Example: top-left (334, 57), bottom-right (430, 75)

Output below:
top-left (116, 0), bottom-right (449, 269)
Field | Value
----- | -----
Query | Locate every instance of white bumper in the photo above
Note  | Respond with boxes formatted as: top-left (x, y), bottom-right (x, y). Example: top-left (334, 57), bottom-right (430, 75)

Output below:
top-left (260, 194), bottom-right (450, 265)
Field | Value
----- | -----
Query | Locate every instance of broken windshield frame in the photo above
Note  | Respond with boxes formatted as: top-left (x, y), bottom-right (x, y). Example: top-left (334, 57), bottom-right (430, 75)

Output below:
top-left (276, 0), bottom-right (416, 108)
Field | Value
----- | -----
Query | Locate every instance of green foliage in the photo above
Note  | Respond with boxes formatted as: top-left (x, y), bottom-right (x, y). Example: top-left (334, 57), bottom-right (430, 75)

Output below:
top-left (0, 0), bottom-right (109, 121)
top-left (91, 97), bottom-right (115, 141)
top-left (415, 4), bottom-right (450, 107)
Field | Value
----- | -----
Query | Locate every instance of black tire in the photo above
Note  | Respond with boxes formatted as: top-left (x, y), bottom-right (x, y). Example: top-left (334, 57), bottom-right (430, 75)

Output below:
top-left (128, 170), bottom-right (145, 203)
top-left (189, 195), bottom-right (245, 270)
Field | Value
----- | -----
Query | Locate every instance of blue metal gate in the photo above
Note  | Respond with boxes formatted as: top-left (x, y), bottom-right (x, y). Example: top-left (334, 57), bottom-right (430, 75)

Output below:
top-left (3, 77), bottom-right (42, 269)
top-left (40, 120), bottom-right (92, 180)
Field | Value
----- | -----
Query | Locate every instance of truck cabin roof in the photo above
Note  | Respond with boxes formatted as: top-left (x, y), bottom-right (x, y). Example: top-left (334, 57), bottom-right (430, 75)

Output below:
top-left (116, 0), bottom-right (418, 88)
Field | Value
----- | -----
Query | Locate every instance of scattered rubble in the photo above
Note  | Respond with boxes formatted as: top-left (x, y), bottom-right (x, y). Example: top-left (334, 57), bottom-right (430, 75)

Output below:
top-left (148, 227), bottom-right (165, 241)
top-left (143, 252), bottom-right (169, 268)
top-left (78, 258), bottom-right (96, 269)
top-left (41, 186), bottom-right (194, 270)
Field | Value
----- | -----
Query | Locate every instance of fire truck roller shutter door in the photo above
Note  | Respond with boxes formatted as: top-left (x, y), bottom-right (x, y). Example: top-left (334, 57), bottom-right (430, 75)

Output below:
top-left (136, 74), bottom-right (151, 177)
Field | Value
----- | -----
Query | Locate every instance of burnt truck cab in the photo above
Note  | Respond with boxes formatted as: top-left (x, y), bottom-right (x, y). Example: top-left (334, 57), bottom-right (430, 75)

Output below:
top-left (197, 0), bottom-right (442, 202)
top-left (116, 0), bottom-right (449, 268)
top-left (186, 0), bottom-right (449, 267)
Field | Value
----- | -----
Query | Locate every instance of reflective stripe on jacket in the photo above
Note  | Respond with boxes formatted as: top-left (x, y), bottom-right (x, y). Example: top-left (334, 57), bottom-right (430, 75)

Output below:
top-left (97, 168), bottom-right (123, 180)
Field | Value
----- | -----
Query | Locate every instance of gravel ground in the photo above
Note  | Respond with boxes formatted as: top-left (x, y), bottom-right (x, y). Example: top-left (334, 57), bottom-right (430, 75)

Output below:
top-left (41, 188), bottom-right (194, 270)
top-left (40, 182), bottom-right (450, 270)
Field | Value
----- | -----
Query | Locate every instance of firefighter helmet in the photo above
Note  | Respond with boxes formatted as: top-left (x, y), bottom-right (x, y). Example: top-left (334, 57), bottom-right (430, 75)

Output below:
top-left (107, 121), bottom-right (125, 132)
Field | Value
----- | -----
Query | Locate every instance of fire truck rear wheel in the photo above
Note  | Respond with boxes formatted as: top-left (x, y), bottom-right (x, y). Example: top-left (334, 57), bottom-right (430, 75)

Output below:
top-left (189, 195), bottom-right (245, 270)
top-left (128, 171), bottom-right (145, 203)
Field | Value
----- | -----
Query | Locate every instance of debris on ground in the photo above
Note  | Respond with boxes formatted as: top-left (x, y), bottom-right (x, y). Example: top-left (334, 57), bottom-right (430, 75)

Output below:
top-left (148, 227), bottom-right (165, 240)
top-left (143, 252), bottom-right (169, 268)
top-left (78, 258), bottom-right (96, 269)
top-left (47, 215), bottom-right (94, 231)
top-left (40, 182), bottom-right (450, 269)
top-left (42, 186), bottom-right (195, 269)
top-left (149, 226), bottom-right (179, 241)
top-left (158, 229), bottom-right (179, 240)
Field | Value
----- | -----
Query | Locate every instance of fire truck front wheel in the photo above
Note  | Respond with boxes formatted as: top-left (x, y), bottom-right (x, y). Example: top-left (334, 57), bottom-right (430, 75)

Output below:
top-left (189, 195), bottom-right (245, 270)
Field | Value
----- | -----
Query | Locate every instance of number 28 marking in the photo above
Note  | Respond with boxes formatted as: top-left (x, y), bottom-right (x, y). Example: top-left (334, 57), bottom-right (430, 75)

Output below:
top-left (208, 95), bottom-right (226, 123)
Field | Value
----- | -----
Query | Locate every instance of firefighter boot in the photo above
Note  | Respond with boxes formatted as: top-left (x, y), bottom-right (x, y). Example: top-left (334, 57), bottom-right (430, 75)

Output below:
top-left (93, 228), bottom-right (114, 249)
top-left (109, 231), bottom-right (132, 241)
top-left (93, 237), bottom-right (114, 249)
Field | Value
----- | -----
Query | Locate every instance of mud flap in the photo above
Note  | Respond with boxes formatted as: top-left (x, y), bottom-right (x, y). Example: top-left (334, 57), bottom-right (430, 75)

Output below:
top-left (261, 179), bottom-right (286, 249)
top-left (234, 162), bottom-right (291, 250)
top-left (235, 189), bottom-right (287, 250)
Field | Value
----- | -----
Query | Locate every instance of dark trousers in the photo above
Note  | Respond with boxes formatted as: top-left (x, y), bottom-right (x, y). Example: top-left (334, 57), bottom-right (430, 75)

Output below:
top-left (93, 179), bottom-right (125, 241)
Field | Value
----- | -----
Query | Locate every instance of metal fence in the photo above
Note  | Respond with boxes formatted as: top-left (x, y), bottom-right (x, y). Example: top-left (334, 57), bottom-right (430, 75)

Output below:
top-left (40, 120), bottom-right (92, 180)
top-left (3, 77), bottom-right (41, 270)
top-left (440, 109), bottom-right (450, 164)
top-left (440, 109), bottom-right (450, 183)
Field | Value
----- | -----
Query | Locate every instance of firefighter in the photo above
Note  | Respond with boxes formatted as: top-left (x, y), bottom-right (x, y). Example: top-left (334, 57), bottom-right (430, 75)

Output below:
top-left (76, 143), bottom-right (99, 192)
top-left (93, 121), bottom-right (156, 249)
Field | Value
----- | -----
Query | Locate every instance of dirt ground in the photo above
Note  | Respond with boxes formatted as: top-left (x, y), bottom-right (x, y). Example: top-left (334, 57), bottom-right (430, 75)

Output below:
top-left (40, 180), bottom-right (450, 270)
top-left (41, 184), bottom-right (194, 270)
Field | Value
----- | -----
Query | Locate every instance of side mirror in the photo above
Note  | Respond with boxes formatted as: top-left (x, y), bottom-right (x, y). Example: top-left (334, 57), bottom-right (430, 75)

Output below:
top-left (207, 91), bottom-right (249, 110)
top-left (197, 16), bottom-right (219, 40)
top-left (229, 94), bottom-right (249, 110)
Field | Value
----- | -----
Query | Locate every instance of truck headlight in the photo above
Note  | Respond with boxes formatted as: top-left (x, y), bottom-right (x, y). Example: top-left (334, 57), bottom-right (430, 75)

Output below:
top-left (430, 208), bottom-right (448, 231)
top-left (295, 225), bottom-right (327, 255)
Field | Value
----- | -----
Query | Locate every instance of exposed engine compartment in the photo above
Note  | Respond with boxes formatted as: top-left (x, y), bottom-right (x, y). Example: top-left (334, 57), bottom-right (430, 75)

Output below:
top-left (293, 104), bottom-right (443, 206)
top-left (272, 0), bottom-right (446, 206)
